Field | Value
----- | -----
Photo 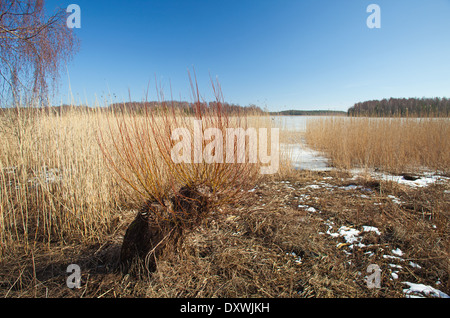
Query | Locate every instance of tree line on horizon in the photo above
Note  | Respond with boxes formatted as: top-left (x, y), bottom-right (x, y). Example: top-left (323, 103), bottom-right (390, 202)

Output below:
top-left (348, 97), bottom-right (450, 117)
top-left (0, 100), bottom-right (266, 116)
top-left (108, 101), bottom-right (265, 115)
top-left (3, 96), bottom-right (450, 119)
top-left (269, 110), bottom-right (346, 116)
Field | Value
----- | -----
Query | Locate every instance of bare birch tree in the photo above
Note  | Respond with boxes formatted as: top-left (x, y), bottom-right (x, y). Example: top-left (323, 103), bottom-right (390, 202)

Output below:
top-left (0, 0), bottom-right (79, 106)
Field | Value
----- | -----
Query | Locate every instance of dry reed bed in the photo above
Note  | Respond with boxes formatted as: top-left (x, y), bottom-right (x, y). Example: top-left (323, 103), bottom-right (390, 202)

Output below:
top-left (0, 109), bottom-right (277, 255)
top-left (0, 109), bottom-right (124, 254)
top-left (1, 110), bottom-right (449, 298)
top-left (305, 117), bottom-right (450, 174)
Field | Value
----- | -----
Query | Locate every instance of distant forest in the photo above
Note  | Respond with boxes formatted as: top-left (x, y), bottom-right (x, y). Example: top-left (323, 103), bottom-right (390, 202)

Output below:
top-left (269, 110), bottom-right (346, 116)
top-left (5, 97), bottom-right (448, 118)
top-left (108, 101), bottom-right (265, 115)
top-left (348, 98), bottom-right (450, 117)
top-left (0, 101), bottom-right (265, 115)
top-left (109, 104), bottom-right (346, 116)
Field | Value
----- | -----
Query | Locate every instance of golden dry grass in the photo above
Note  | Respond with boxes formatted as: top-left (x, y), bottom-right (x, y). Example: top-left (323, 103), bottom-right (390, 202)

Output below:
top-left (0, 110), bottom-right (448, 298)
top-left (0, 108), bottom-right (123, 255)
top-left (305, 117), bottom-right (450, 174)
top-left (0, 107), bottom-right (278, 255)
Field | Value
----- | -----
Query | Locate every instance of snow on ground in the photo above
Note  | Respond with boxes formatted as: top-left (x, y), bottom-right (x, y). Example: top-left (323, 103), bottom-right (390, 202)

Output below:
top-left (402, 282), bottom-right (449, 298)
top-left (281, 140), bottom-right (448, 189)
top-left (319, 217), bottom-right (449, 298)
top-left (350, 168), bottom-right (450, 188)
top-left (323, 223), bottom-right (384, 249)
top-left (323, 221), bottom-right (379, 247)
top-left (281, 141), bottom-right (449, 188)
top-left (362, 226), bottom-right (381, 235)
top-left (391, 248), bottom-right (404, 257)
top-left (377, 173), bottom-right (449, 188)
top-left (281, 143), bottom-right (331, 171)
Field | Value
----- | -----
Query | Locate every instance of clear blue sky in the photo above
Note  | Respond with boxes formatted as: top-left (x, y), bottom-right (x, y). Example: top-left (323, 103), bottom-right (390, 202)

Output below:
top-left (46, 0), bottom-right (450, 111)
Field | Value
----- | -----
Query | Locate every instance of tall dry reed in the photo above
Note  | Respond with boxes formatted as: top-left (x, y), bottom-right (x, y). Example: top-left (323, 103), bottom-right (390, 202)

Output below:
top-left (305, 117), bottom-right (450, 174)
top-left (0, 106), bottom-right (122, 256)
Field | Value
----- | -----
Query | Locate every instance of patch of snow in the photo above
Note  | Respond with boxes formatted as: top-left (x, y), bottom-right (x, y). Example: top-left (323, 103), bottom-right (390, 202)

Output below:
top-left (325, 222), bottom-right (339, 238)
top-left (383, 254), bottom-right (404, 261)
top-left (391, 248), bottom-right (404, 257)
top-left (305, 184), bottom-right (321, 189)
top-left (325, 224), bottom-right (383, 251)
top-left (402, 282), bottom-right (450, 298)
top-left (281, 143), bottom-right (332, 171)
top-left (318, 182), bottom-right (335, 188)
top-left (362, 226), bottom-right (381, 235)
top-left (337, 226), bottom-right (361, 244)
top-left (350, 169), bottom-right (450, 188)
top-left (339, 184), bottom-right (373, 192)
top-left (409, 261), bottom-right (422, 269)
top-left (379, 173), bottom-right (448, 188)
top-left (387, 195), bottom-right (403, 205)
top-left (341, 185), bottom-right (359, 190)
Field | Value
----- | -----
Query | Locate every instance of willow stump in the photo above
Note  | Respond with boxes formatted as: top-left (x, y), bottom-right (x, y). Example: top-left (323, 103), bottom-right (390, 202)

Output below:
top-left (119, 185), bottom-right (213, 274)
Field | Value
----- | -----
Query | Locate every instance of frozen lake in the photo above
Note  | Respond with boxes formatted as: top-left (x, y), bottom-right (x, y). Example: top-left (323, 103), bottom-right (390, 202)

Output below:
top-left (280, 143), bottom-right (331, 171)
top-left (271, 115), bottom-right (321, 132)
top-left (272, 116), bottom-right (333, 171)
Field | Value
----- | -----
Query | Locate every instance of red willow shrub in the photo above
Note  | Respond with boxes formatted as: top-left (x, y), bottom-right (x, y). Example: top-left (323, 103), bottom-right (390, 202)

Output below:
top-left (97, 75), bottom-right (262, 273)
